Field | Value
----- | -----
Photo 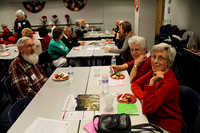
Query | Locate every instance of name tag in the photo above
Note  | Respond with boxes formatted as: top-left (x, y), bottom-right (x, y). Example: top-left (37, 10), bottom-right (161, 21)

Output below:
top-left (31, 74), bottom-right (36, 80)
top-left (23, 22), bottom-right (26, 25)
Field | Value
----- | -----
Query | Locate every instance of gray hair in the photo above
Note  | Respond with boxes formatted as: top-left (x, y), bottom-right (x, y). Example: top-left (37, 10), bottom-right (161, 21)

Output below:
top-left (15, 10), bottom-right (25, 18)
top-left (75, 19), bottom-right (80, 26)
top-left (1, 23), bottom-right (7, 28)
top-left (151, 43), bottom-right (176, 65)
top-left (128, 36), bottom-right (147, 49)
top-left (64, 26), bottom-right (70, 32)
top-left (17, 37), bottom-right (31, 47)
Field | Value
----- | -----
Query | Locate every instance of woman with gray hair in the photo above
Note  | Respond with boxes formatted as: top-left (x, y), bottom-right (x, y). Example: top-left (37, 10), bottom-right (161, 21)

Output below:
top-left (74, 19), bottom-right (87, 40)
top-left (131, 43), bottom-right (183, 132)
top-left (14, 9), bottom-right (31, 41)
top-left (110, 35), bottom-right (151, 83)
top-left (0, 23), bottom-right (11, 43)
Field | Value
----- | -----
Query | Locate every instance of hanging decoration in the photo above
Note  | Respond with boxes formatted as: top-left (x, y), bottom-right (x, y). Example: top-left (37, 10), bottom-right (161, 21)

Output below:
top-left (65, 14), bottom-right (70, 26)
top-left (63, 0), bottom-right (87, 12)
top-left (23, 0), bottom-right (45, 13)
top-left (134, 0), bottom-right (139, 12)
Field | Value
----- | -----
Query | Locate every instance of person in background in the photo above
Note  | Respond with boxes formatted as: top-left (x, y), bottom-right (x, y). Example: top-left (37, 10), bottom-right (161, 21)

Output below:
top-left (74, 19), bottom-right (87, 40)
top-left (48, 27), bottom-right (69, 67)
top-left (80, 18), bottom-right (89, 30)
top-left (62, 26), bottom-right (85, 51)
top-left (104, 21), bottom-right (134, 63)
top-left (38, 27), bottom-right (52, 51)
top-left (0, 23), bottom-right (11, 44)
top-left (9, 37), bottom-right (47, 100)
top-left (21, 28), bottom-right (42, 55)
top-left (131, 43), bottom-right (183, 132)
top-left (112, 20), bottom-right (120, 38)
top-left (110, 36), bottom-right (151, 83)
top-left (14, 10), bottom-right (31, 41)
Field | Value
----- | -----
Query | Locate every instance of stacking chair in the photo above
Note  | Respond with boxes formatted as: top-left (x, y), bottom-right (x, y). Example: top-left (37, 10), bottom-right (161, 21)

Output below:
top-left (0, 76), bottom-right (10, 116)
top-left (179, 85), bottom-right (200, 133)
top-left (38, 50), bottom-right (55, 77)
top-left (8, 97), bottom-right (32, 125)
top-left (3, 76), bottom-right (16, 104)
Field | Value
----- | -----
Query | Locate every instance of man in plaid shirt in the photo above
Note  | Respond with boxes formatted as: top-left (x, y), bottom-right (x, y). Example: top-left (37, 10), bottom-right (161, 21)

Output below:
top-left (9, 37), bottom-right (48, 100)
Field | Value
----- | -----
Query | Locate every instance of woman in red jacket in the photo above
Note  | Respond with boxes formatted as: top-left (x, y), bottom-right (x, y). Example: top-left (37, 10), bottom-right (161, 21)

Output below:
top-left (131, 43), bottom-right (183, 133)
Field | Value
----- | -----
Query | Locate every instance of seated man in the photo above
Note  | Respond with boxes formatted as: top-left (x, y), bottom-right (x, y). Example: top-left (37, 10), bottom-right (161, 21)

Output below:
top-left (62, 26), bottom-right (85, 51)
top-left (74, 19), bottom-right (87, 40)
top-left (110, 36), bottom-right (151, 83)
top-left (131, 43), bottom-right (183, 132)
top-left (9, 37), bottom-right (48, 100)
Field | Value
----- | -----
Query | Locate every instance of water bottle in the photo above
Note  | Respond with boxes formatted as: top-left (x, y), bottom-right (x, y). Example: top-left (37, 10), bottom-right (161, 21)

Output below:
top-left (111, 55), bottom-right (116, 65)
top-left (105, 27), bottom-right (108, 34)
top-left (68, 66), bottom-right (74, 84)
top-left (102, 73), bottom-right (109, 94)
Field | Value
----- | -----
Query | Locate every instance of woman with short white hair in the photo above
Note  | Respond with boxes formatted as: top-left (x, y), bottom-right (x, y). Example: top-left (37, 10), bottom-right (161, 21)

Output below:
top-left (0, 22), bottom-right (11, 42)
top-left (110, 35), bottom-right (152, 83)
top-left (14, 9), bottom-right (31, 41)
top-left (131, 43), bottom-right (183, 132)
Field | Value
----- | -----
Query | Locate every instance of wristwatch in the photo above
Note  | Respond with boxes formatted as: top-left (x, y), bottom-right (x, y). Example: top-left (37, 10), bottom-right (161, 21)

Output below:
top-left (133, 65), bottom-right (138, 68)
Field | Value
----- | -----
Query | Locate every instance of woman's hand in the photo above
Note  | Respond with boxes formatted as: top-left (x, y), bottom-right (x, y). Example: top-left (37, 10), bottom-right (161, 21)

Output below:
top-left (134, 55), bottom-right (147, 66)
top-left (110, 65), bottom-right (119, 71)
top-left (149, 71), bottom-right (164, 86)
top-left (104, 46), bottom-right (110, 52)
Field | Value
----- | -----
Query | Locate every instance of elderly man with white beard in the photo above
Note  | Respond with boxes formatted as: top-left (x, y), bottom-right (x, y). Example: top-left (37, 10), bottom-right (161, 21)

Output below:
top-left (9, 37), bottom-right (48, 100)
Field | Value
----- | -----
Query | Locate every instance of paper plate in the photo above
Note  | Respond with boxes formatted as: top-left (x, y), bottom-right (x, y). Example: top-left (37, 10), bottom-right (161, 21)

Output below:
top-left (52, 74), bottom-right (69, 81)
top-left (0, 52), bottom-right (11, 56)
top-left (117, 93), bottom-right (136, 104)
top-left (110, 74), bottom-right (125, 79)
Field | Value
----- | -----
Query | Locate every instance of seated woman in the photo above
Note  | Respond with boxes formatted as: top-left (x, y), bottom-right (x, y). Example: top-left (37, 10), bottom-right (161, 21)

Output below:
top-left (48, 27), bottom-right (69, 67)
top-left (110, 36), bottom-right (151, 83)
top-left (38, 27), bottom-right (52, 51)
top-left (0, 23), bottom-right (11, 44)
top-left (104, 21), bottom-right (134, 63)
top-left (21, 28), bottom-right (42, 55)
top-left (131, 43), bottom-right (183, 132)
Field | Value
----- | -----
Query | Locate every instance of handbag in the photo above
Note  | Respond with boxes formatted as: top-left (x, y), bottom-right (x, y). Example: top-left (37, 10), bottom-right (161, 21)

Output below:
top-left (93, 114), bottom-right (164, 133)
top-left (93, 113), bottom-right (131, 133)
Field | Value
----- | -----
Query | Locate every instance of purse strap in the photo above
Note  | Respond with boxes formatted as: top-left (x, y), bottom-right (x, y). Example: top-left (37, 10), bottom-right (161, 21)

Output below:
top-left (131, 123), bottom-right (164, 133)
top-left (93, 115), bottom-right (100, 133)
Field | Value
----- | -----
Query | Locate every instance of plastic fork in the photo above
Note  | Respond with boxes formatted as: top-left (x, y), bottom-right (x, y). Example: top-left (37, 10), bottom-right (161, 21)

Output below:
top-left (119, 92), bottom-right (126, 100)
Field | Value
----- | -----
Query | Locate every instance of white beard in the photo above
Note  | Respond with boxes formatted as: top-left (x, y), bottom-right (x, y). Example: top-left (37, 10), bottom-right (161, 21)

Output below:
top-left (22, 53), bottom-right (39, 65)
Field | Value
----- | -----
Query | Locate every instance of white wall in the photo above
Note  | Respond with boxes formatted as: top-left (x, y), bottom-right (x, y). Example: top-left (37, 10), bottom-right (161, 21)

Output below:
top-left (0, 0), bottom-right (135, 32)
top-left (164, 0), bottom-right (200, 47)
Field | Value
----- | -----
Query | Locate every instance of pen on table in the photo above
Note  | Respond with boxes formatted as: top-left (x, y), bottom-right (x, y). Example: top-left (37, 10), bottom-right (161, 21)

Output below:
top-left (62, 111), bottom-right (66, 120)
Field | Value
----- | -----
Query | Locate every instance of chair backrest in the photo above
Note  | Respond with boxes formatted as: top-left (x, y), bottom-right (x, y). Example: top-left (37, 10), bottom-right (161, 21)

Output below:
top-left (4, 76), bottom-right (16, 104)
top-left (38, 50), bottom-right (52, 66)
top-left (179, 85), bottom-right (200, 133)
top-left (8, 97), bottom-right (32, 125)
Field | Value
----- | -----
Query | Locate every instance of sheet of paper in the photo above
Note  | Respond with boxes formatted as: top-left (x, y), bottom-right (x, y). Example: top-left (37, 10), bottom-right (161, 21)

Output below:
top-left (117, 103), bottom-right (139, 115)
top-left (87, 47), bottom-right (101, 50)
top-left (61, 111), bottom-right (99, 120)
top-left (97, 77), bottom-right (124, 87)
top-left (24, 117), bottom-right (70, 133)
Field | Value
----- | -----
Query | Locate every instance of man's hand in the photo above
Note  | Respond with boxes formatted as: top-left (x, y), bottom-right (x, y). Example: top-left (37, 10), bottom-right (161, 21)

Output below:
top-left (149, 71), bottom-right (164, 86)
top-left (80, 41), bottom-right (85, 46)
top-left (72, 33), bottom-right (76, 38)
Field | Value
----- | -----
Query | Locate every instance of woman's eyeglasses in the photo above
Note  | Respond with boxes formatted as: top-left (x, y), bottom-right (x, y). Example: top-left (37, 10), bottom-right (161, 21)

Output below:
top-left (151, 55), bottom-right (167, 61)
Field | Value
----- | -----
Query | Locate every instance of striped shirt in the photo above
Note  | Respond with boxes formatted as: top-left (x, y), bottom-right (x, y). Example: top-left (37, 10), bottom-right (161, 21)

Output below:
top-left (9, 55), bottom-right (48, 100)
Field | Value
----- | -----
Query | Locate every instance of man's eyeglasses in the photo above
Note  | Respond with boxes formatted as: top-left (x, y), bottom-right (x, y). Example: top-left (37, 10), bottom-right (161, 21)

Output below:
top-left (25, 43), bottom-right (35, 48)
top-left (151, 55), bottom-right (167, 61)
top-left (130, 48), bottom-right (140, 52)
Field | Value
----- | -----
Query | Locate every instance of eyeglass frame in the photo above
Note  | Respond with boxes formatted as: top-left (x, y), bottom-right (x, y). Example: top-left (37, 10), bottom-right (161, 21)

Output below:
top-left (151, 55), bottom-right (167, 61)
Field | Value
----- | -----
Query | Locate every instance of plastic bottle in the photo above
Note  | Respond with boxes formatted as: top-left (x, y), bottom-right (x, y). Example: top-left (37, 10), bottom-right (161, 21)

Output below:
top-left (68, 66), bottom-right (74, 84)
top-left (102, 73), bottom-right (109, 94)
top-left (105, 27), bottom-right (108, 34)
top-left (111, 55), bottom-right (116, 65)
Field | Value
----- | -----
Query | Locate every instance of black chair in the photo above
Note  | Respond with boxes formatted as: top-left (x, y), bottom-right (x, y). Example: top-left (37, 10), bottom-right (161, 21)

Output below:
top-left (3, 76), bottom-right (16, 104)
top-left (0, 76), bottom-right (10, 115)
top-left (38, 50), bottom-right (55, 77)
top-left (179, 85), bottom-right (200, 133)
top-left (7, 97), bottom-right (32, 125)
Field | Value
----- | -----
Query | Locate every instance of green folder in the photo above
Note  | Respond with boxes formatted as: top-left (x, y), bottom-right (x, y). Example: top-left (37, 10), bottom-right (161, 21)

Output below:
top-left (117, 103), bottom-right (139, 115)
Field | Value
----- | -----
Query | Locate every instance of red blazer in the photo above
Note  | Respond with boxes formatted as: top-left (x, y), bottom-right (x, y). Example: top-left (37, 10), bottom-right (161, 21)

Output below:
top-left (127, 56), bottom-right (152, 82)
top-left (42, 35), bottom-right (52, 51)
top-left (0, 28), bottom-right (11, 41)
top-left (131, 70), bottom-right (183, 133)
